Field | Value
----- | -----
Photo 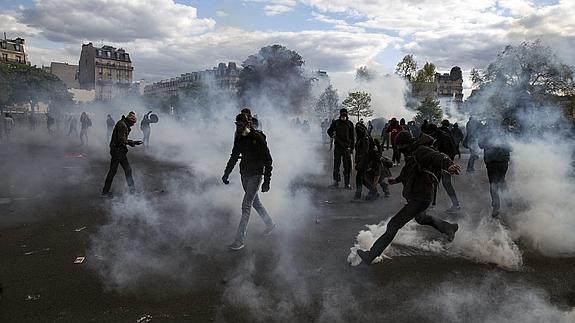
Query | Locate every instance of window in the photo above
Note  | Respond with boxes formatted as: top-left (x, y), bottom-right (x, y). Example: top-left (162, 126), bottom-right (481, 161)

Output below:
top-left (106, 51), bottom-right (111, 58)
top-left (97, 50), bottom-right (103, 57)
top-left (99, 67), bottom-right (103, 75)
top-left (15, 44), bottom-right (20, 51)
top-left (16, 56), bottom-right (22, 63)
top-left (2, 53), bottom-right (7, 61)
top-left (1, 42), bottom-right (6, 49)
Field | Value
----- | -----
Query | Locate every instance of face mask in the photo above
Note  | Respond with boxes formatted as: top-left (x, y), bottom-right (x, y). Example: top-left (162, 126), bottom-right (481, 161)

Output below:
top-left (242, 127), bottom-right (251, 137)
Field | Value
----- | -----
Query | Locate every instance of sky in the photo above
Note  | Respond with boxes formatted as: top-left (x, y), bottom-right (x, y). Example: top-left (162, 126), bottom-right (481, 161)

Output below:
top-left (1, 0), bottom-right (574, 91)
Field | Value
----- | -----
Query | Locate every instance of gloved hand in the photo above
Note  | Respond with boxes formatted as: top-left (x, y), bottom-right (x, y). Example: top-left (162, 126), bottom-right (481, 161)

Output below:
top-left (261, 179), bottom-right (270, 192)
top-left (222, 174), bottom-right (230, 185)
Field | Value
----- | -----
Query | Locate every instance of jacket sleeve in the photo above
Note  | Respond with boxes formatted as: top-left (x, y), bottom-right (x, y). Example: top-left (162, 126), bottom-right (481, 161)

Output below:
top-left (415, 146), bottom-right (453, 172)
top-left (327, 120), bottom-right (336, 138)
top-left (349, 121), bottom-right (355, 149)
top-left (119, 124), bottom-right (131, 146)
top-left (224, 139), bottom-right (241, 177)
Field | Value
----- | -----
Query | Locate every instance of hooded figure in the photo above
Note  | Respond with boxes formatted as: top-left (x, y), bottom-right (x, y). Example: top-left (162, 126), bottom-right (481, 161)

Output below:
top-left (357, 130), bottom-right (460, 265)
top-left (386, 118), bottom-right (404, 165)
top-left (101, 111), bottom-right (142, 197)
top-left (327, 108), bottom-right (355, 189)
top-left (353, 122), bottom-right (377, 200)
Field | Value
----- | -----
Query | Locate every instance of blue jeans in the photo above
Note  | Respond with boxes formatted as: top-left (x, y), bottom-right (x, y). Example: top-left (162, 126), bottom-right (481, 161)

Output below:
top-left (235, 175), bottom-right (274, 243)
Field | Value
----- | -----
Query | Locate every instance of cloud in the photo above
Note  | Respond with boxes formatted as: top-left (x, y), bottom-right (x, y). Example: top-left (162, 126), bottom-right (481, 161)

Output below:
top-left (20, 0), bottom-right (215, 43)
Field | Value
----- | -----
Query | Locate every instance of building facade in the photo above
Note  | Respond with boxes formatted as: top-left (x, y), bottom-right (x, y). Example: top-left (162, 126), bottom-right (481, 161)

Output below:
top-left (78, 43), bottom-right (133, 101)
top-left (45, 62), bottom-right (80, 89)
top-left (0, 36), bottom-right (27, 65)
top-left (435, 66), bottom-right (464, 116)
top-left (144, 62), bottom-right (240, 98)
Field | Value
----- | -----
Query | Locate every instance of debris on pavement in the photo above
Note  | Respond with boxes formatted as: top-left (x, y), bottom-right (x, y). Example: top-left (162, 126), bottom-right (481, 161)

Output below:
top-left (74, 257), bottom-right (85, 264)
top-left (74, 226), bottom-right (87, 232)
top-left (136, 314), bottom-right (153, 323)
top-left (23, 248), bottom-right (50, 256)
top-left (25, 294), bottom-right (41, 301)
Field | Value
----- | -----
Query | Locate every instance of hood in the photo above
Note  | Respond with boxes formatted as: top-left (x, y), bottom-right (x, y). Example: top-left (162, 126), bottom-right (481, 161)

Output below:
top-left (413, 133), bottom-right (435, 148)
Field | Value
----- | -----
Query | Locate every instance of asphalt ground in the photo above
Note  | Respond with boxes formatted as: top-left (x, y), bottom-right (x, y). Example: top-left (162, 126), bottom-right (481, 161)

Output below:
top-left (0, 132), bottom-right (574, 322)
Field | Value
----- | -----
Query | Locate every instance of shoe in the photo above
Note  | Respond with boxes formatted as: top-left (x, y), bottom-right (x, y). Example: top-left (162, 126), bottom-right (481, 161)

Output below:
top-left (228, 241), bottom-right (245, 251)
top-left (330, 182), bottom-right (340, 189)
top-left (344, 185), bottom-right (353, 190)
top-left (100, 192), bottom-right (113, 198)
top-left (357, 250), bottom-right (375, 265)
top-left (263, 224), bottom-right (277, 236)
top-left (445, 223), bottom-right (459, 242)
top-left (354, 191), bottom-right (362, 200)
top-left (446, 205), bottom-right (461, 213)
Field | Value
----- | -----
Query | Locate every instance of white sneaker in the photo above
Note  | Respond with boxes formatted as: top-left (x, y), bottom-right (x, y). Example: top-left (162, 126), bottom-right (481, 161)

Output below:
top-left (228, 241), bottom-right (245, 251)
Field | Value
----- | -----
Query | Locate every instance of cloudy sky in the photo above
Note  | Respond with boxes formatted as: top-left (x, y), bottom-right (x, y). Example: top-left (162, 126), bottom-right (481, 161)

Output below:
top-left (1, 0), bottom-right (574, 88)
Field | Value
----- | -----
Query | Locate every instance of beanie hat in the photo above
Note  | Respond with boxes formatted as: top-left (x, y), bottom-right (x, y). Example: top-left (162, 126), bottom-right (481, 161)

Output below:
top-left (340, 108), bottom-right (348, 114)
top-left (126, 111), bottom-right (137, 123)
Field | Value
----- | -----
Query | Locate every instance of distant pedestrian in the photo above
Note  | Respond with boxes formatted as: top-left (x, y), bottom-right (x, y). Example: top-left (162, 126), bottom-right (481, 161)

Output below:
top-left (463, 116), bottom-right (481, 173)
top-left (380, 121), bottom-right (390, 150)
top-left (327, 108), bottom-right (355, 189)
top-left (46, 113), bottom-right (55, 134)
top-left (68, 115), bottom-right (78, 137)
top-left (140, 111), bottom-right (152, 146)
top-left (357, 131), bottom-right (460, 265)
top-left (4, 113), bottom-right (15, 142)
top-left (451, 123), bottom-right (464, 159)
top-left (386, 118), bottom-right (404, 165)
top-left (80, 112), bottom-right (92, 146)
top-left (102, 112), bottom-right (142, 198)
top-left (222, 113), bottom-right (276, 251)
top-left (106, 114), bottom-right (115, 139)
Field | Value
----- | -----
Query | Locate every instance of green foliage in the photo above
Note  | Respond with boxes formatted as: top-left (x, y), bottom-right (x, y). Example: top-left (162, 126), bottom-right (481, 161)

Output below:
top-left (415, 96), bottom-right (443, 124)
top-left (342, 91), bottom-right (373, 122)
top-left (355, 66), bottom-right (375, 82)
top-left (238, 44), bottom-right (311, 113)
top-left (0, 63), bottom-right (72, 111)
top-left (395, 54), bottom-right (418, 80)
top-left (315, 84), bottom-right (339, 119)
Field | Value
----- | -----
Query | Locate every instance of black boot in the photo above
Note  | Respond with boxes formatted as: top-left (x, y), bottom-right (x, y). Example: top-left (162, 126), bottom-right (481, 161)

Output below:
top-left (354, 191), bottom-right (362, 200)
top-left (445, 223), bottom-right (459, 242)
top-left (357, 250), bottom-right (375, 265)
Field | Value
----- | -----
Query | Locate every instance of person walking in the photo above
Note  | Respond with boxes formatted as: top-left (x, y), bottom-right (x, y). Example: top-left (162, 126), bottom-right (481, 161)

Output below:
top-left (386, 118), bottom-right (404, 165)
top-left (451, 122), bottom-right (464, 159)
top-left (463, 116), bottom-right (481, 173)
top-left (4, 113), bottom-right (15, 142)
top-left (357, 131), bottom-right (460, 265)
top-left (80, 112), bottom-right (92, 146)
top-left (479, 119), bottom-right (512, 218)
top-left (101, 112), bottom-right (142, 197)
top-left (106, 114), bottom-right (115, 139)
top-left (327, 108), bottom-right (355, 189)
top-left (140, 111), bottom-right (153, 146)
top-left (222, 113), bottom-right (276, 251)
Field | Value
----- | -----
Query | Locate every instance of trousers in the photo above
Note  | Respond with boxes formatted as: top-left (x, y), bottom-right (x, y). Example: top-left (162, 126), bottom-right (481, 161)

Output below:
top-left (486, 162), bottom-right (509, 211)
top-left (102, 154), bottom-right (134, 193)
top-left (235, 175), bottom-right (274, 243)
top-left (333, 146), bottom-right (352, 184)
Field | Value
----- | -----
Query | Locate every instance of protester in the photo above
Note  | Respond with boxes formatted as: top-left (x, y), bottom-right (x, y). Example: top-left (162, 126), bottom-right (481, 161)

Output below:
top-left (140, 111), bottom-right (153, 146)
top-left (424, 123), bottom-right (462, 213)
top-left (68, 115), bottom-right (78, 137)
top-left (222, 113), bottom-right (276, 251)
top-left (321, 118), bottom-right (330, 145)
top-left (354, 122), bottom-right (372, 200)
top-left (327, 108), bottom-right (355, 189)
top-left (106, 114), bottom-right (115, 139)
top-left (408, 121), bottom-right (420, 139)
top-left (80, 112), bottom-right (92, 146)
top-left (46, 113), bottom-right (55, 134)
top-left (463, 116), bottom-right (481, 173)
top-left (479, 119), bottom-right (512, 218)
top-left (386, 118), bottom-right (404, 165)
top-left (4, 113), bottom-right (15, 142)
top-left (102, 112), bottom-right (142, 198)
top-left (367, 120), bottom-right (373, 136)
top-left (451, 122), bottom-right (464, 159)
top-left (357, 131), bottom-right (460, 265)
top-left (380, 120), bottom-right (390, 150)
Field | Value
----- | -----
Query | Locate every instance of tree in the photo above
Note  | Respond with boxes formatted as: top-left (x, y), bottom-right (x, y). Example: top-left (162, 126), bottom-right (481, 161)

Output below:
top-left (410, 62), bottom-right (437, 101)
top-left (342, 91), bottom-right (373, 122)
top-left (238, 44), bottom-right (311, 113)
top-left (395, 54), bottom-right (418, 80)
top-left (415, 96), bottom-right (443, 124)
top-left (470, 68), bottom-right (484, 89)
top-left (355, 66), bottom-right (375, 82)
top-left (315, 84), bottom-right (340, 119)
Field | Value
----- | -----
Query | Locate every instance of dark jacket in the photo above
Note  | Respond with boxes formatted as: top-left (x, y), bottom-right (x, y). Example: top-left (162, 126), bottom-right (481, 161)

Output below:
top-left (463, 118), bottom-right (481, 148)
top-left (396, 134), bottom-right (454, 202)
top-left (355, 131), bottom-right (370, 170)
top-left (479, 128), bottom-right (511, 164)
top-left (327, 119), bottom-right (355, 149)
top-left (451, 127), bottom-right (464, 145)
top-left (224, 130), bottom-right (273, 180)
top-left (433, 127), bottom-right (457, 160)
top-left (109, 117), bottom-right (133, 156)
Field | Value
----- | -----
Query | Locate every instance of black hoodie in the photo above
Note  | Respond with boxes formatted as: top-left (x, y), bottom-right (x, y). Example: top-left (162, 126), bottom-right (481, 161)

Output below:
top-left (396, 134), bottom-right (454, 202)
top-left (224, 129), bottom-right (273, 180)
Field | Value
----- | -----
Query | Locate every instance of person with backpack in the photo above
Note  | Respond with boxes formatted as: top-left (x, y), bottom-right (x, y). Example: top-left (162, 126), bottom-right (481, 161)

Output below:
top-left (386, 118), bottom-right (404, 165)
top-left (424, 122), bottom-right (461, 213)
top-left (357, 130), bottom-right (460, 265)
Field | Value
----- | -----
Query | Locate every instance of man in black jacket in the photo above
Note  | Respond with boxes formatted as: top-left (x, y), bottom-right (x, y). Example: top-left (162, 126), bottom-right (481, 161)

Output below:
top-left (464, 116), bottom-right (481, 173)
top-left (102, 112), bottom-right (142, 197)
top-left (327, 108), bottom-right (355, 189)
top-left (424, 123), bottom-right (461, 213)
top-left (354, 122), bottom-right (378, 200)
top-left (357, 131), bottom-right (460, 265)
top-left (222, 113), bottom-right (276, 251)
top-left (479, 119), bottom-right (512, 218)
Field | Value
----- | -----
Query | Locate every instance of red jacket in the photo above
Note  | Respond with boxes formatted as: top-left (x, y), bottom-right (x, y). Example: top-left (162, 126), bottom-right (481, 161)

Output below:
top-left (386, 124), bottom-right (404, 146)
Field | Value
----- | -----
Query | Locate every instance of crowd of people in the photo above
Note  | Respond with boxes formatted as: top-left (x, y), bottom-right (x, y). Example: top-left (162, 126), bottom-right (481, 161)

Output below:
top-left (324, 108), bottom-right (514, 265)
